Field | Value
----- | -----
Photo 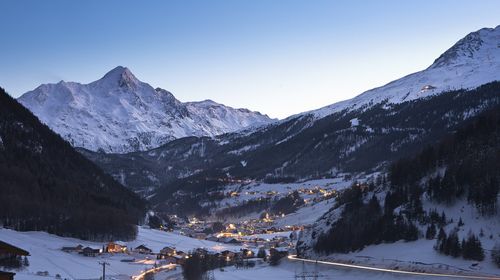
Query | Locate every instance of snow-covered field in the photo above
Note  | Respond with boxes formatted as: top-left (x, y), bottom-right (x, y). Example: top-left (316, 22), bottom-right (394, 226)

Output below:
top-left (324, 239), bottom-right (500, 277)
top-left (299, 197), bottom-right (500, 278)
top-left (214, 260), bottom-right (450, 280)
top-left (0, 227), bottom-right (242, 280)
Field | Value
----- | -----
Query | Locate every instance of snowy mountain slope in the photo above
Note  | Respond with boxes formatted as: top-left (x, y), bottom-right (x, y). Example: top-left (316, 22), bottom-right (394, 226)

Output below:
top-left (81, 25), bottom-right (500, 199)
top-left (296, 104), bottom-right (500, 275)
top-left (18, 66), bottom-right (274, 153)
top-left (83, 82), bottom-right (500, 195)
top-left (300, 25), bottom-right (500, 119)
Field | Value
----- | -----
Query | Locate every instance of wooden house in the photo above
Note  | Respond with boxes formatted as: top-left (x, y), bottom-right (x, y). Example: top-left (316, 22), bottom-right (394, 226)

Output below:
top-left (81, 247), bottom-right (100, 257)
top-left (158, 246), bottom-right (176, 258)
top-left (220, 250), bottom-right (236, 262)
top-left (241, 248), bottom-right (254, 259)
top-left (106, 242), bottom-right (127, 253)
top-left (194, 248), bottom-right (208, 256)
top-left (0, 241), bottom-right (29, 257)
top-left (162, 256), bottom-right (177, 264)
top-left (0, 241), bottom-right (29, 270)
top-left (220, 237), bottom-right (241, 244)
top-left (133, 245), bottom-right (152, 254)
top-left (61, 244), bottom-right (83, 253)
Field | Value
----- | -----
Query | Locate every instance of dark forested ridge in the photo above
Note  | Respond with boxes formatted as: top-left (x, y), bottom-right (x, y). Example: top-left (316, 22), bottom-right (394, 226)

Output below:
top-left (0, 87), bottom-right (146, 241)
top-left (305, 102), bottom-right (500, 258)
top-left (389, 105), bottom-right (500, 214)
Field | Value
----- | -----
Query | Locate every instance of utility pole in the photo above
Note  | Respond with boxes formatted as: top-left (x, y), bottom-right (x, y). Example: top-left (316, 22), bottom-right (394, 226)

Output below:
top-left (99, 261), bottom-right (110, 280)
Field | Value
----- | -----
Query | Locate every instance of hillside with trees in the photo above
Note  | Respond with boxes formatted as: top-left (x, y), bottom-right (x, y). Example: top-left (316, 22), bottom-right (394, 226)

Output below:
top-left (301, 99), bottom-right (500, 262)
top-left (0, 87), bottom-right (146, 241)
top-left (84, 82), bottom-right (500, 213)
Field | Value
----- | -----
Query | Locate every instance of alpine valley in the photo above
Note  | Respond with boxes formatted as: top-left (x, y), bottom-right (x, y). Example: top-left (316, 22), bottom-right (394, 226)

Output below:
top-left (79, 26), bottom-right (500, 198)
top-left (3, 24), bottom-right (500, 280)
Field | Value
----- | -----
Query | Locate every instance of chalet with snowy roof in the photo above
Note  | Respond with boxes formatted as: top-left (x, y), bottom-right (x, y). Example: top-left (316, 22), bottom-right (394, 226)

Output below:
top-left (159, 246), bottom-right (176, 258)
top-left (241, 248), bottom-right (254, 259)
top-left (194, 248), bottom-right (209, 256)
top-left (0, 241), bottom-right (29, 257)
top-left (220, 250), bottom-right (236, 262)
top-left (133, 245), bottom-right (152, 254)
top-left (0, 241), bottom-right (30, 273)
top-left (220, 237), bottom-right (241, 244)
top-left (61, 244), bottom-right (83, 253)
top-left (106, 241), bottom-right (127, 253)
top-left (80, 247), bottom-right (100, 257)
top-left (162, 255), bottom-right (177, 264)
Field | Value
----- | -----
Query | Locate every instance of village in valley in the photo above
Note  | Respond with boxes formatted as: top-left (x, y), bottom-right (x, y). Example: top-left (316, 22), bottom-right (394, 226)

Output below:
top-left (0, 178), bottom-right (352, 280)
top-left (3, 2), bottom-right (500, 280)
top-left (48, 180), bottom-right (345, 279)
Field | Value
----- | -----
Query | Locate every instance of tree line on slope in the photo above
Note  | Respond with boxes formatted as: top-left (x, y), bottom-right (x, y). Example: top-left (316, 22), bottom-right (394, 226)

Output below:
top-left (312, 100), bottom-right (500, 261)
top-left (435, 228), bottom-right (484, 261)
top-left (390, 103), bottom-right (500, 215)
top-left (313, 184), bottom-right (419, 254)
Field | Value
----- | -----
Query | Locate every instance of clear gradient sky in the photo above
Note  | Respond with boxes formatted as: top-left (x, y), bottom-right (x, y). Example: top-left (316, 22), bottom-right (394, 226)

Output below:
top-left (1, 0), bottom-right (500, 118)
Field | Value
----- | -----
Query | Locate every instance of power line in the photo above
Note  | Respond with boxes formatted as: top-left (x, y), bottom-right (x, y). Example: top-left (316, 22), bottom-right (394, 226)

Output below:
top-left (99, 261), bottom-right (110, 280)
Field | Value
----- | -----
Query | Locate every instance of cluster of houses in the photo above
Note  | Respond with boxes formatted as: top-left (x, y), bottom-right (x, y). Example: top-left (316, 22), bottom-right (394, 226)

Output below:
top-left (161, 213), bottom-right (303, 255)
top-left (219, 185), bottom-right (337, 202)
top-left (61, 241), bottom-right (130, 257)
top-left (165, 185), bottom-right (337, 248)
top-left (60, 242), bottom-right (191, 265)
top-left (163, 247), bottom-right (288, 266)
top-left (59, 239), bottom-right (292, 268)
top-left (242, 235), bottom-right (294, 249)
top-left (157, 246), bottom-right (189, 265)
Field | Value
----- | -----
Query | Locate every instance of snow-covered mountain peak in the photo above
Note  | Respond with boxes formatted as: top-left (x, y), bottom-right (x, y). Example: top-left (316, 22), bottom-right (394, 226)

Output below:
top-left (96, 66), bottom-right (140, 90)
top-left (301, 25), bottom-right (500, 119)
top-left (430, 25), bottom-right (500, 69)
top-left (101, 66), bottom-right (136, 82)
top-left (18, 67), bottom-right (275, 153)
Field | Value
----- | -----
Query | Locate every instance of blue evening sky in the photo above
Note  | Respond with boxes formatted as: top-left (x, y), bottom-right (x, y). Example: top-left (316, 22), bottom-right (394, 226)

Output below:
top-left (1, 0), bottom-right (499, 118)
